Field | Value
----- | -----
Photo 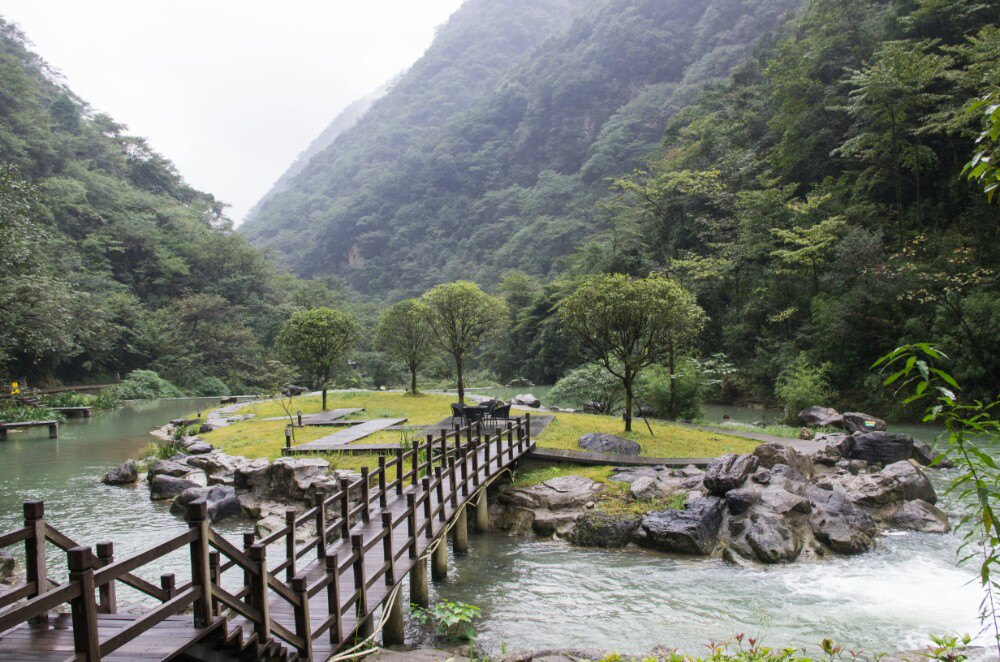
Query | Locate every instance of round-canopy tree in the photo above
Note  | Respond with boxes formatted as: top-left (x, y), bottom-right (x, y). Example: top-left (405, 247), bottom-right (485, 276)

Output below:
top-left (276, 307), bottom-right (361, 411)
top-left (375, 299), bottom-right (434, 395)
top-left (421, 281), bottom-right (507, 403)
top-left (558, 273), bottom-right (706, 432)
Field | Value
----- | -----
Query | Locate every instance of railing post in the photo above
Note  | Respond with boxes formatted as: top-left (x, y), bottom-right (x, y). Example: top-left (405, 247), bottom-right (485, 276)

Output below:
top-left (291, 575), bottom-right (314, 660)
top-left (160, 573), bottom-right (176, 601)
top-left (434, 467), bottom-right (446, 522)
top-left (95, 541), bottom-right (117, 614)
top-left (406, 494), bottom-right (417, 559)
top-left (466, 422), bottom-right (473, 445)
top-left (411, 444), bottom-right (420, 487)
top-left (425, 434), bottom-right (434, 473)
top-left (484, 435), bottom-right (491, 471)
top-left (67, 546), bottom-right (99, 661)
top-left (395, 448), bottom-right (405, 495)
top-left (378, 456), bottom-right (388, 508)
top-left (23, 500), bottom-right (47, 624)
top-left (448, 458), bottom-right (458, 508)
top-left (381, 512), bottom-right (395, 586)
top-left (472, 438), bottom-right (481, 487)
top-left (438, 435), bottom-right (447, 468)
top-left (340, 478), bottom-right (351, 538)
top-left (209, 550), bottom-right (222, 616)
top-left (248, 543), bottom-right (271, 641)
top-left (460, 449), bottom-right (469, 496)
top-left (507, 421), bottom-right (515, 461)
top-left (360, 468), bottom-right (371, 522)
top-left (422, 477), bottom-right (433, 538)
top-left (315, 490), bottom-right (327, 560)
top-left (325, 554), bottom-right (342, 645)
top-left (495, 431), bottom-right (503, 469)
top-left (351, 534), bottom-right (372, 639)
top-left (186, 500), bottom-right (213, 628)
top-left (284, 509), bottom-right (297, 582)
top-left (242, 532), bottom-right (254, 607)
top-left (526, 412), bottom-right (531, 441)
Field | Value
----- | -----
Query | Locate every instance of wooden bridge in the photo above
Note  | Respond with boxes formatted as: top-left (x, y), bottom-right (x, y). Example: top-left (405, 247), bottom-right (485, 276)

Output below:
top-left (0, 416), bottom-right (535, 661)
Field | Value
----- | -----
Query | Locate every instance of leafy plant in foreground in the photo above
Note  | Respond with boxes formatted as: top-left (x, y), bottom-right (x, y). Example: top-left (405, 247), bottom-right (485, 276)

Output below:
top-left (409, 600), bottom-right (480, 643)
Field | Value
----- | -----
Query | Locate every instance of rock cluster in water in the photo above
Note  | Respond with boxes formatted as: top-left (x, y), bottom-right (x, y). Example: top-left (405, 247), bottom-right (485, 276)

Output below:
top-left (493, 433), bottom-right (951, 564)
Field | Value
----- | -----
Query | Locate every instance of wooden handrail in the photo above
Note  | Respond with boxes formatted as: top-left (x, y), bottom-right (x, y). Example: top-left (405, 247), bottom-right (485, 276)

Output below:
top-left (0, 526), bottom-right (31, 549)
top-left (0, 580), bottom-right (81, 633)
top-left (92, 529), bottom-right (197, 588)
top-left (99, 587), bottom-right (200, 657)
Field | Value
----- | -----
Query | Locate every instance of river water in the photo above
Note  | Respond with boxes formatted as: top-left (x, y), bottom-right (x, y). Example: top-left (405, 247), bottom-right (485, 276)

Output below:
top-left (0, 398), bottom-right (983, 656)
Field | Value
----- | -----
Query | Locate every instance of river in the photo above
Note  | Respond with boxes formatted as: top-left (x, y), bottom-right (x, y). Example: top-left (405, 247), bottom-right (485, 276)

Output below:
top-left (0, 398), bottom-right (982, 656)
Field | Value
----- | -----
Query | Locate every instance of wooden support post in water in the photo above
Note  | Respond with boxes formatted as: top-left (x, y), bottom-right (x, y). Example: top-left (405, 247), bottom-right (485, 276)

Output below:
top-left (325, 554), bottom-right (342, 645)
top-left (67, 546), bottom-right (99, 662)
top-left (383, 590), bottom-right (405, 647)
top-left (351, 534), bottom-right (373, 638)
top-left (410, 553), bottom-right (429, 607)
top-left (315, 490), bottom-right (327, 559)
top-left (285, 509), bottom-right (297, 581)
top-left (95, 541), bottom-right (117, 614)
top-left (48, 422), bottom-right (58, 439)
top-left (248, 543), bottom-right (271, 641)
top-left (291, 575), bottom-right (314, 660)
top-left (431, 537), bottom-right (448, 581)
top-left (476, 490), bottom-right (489, 533)
top-left (186, 500), bottom-right (213, 627)
top-left (23, 500), bottom-right (47, 624)
top-left (453, 506), bottom-right (469, 555)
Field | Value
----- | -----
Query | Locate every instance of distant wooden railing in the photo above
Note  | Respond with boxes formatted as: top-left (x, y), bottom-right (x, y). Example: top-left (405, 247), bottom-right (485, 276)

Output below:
top-left (0, 414), bottom-right (532, 661)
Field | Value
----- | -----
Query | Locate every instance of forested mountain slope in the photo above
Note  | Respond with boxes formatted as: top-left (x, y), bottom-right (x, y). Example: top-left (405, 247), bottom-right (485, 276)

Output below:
top-left (240, 0), bottom-right (592, 261)
top-left (0, 19), bottom-right (339, 391)
top-left (243, 0), bottom-right (800, 297)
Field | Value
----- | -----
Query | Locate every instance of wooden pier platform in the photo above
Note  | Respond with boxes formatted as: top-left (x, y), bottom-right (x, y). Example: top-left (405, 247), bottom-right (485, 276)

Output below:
top-left (284, 418), bottom-right (407, 455)
top-left (52, 406), bottom-right (92, 418)
top-left (0, 420), bottom-right (58, 441)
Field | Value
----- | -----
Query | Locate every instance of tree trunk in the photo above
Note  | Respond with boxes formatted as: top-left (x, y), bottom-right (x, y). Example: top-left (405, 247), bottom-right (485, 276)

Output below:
top-left (410, 364), bottom-right (418, 395)
top-left (623, 375), bottom-right (633, 433)
top-left (456, 354), bottom-right (465, 404)
top-left (668, 342), bottom-right (676, 419)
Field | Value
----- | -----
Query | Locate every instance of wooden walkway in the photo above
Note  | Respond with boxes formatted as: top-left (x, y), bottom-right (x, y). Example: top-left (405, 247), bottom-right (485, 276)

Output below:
top-left (284, 418), bottom-right (406, 455)
top-left (0, 416), bottom-right (534, 661)
top-left (265, 408), bottom-right (363, 425)
top-left (0, 420), bottom-right (58, 441)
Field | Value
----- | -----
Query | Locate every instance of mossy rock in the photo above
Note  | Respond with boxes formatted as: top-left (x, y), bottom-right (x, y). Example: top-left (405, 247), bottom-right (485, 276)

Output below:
top-left (571, 511), bottom-right (640, 548)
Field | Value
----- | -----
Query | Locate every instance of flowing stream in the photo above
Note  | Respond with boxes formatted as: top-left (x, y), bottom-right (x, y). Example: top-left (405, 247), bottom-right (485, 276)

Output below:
top-left (0, 398), bottom-right (983, 655)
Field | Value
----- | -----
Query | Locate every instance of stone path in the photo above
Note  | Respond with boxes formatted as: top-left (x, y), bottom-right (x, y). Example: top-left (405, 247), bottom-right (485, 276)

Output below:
top-left (285, 417), bottom-right (407, 454)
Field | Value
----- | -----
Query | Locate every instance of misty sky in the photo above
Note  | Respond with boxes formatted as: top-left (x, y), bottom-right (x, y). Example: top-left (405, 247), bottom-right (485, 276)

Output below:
top-left (0, 1), bottom-right (465, 223)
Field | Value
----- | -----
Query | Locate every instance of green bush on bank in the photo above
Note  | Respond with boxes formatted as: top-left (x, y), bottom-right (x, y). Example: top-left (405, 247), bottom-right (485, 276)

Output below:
top-left (110, 370), bottom-right (184, 401)
top-left (774, 354), bottom-right (837, 424)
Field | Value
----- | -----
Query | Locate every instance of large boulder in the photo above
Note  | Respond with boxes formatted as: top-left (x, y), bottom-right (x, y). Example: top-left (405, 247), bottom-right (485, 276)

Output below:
top-left (170, 485), bottom-right (241, 522)
top-left (753, 442), bottom-right (813, 478)
top-left (638, 497), bottom-right (724, 555)
top-left (807, 486), bottom-right (878, 554)
top-left (572, 512), bottom-right (640, 548)
top-left (890, 499), bottom-right (950, 533)
top-left (730, 512), bottom-right (803, 563)
top-left (833, 460), bottom-right (936, 508)
top-left (0, 553), bottom-right (15, 584)
top-left (703, 454), bottom-right (759, 496)
top-left (102, 460), bottom-right (138, 485)
top-left (512, 394), bottom-right (541, 408)
top-left (798, 406), bottom-right (843, 428)
top-left (234, 457), bottom-right (332, 502)
top-left (910, 439), bottom-right (951, 467)
top-left (150, 475), bottom-right (201, 500)
top-left (147, 459), bottom-right (194, 482)
top-left (841, 412), bottom-right (887, 434)
top-left (578, 433), bottom-right (640, 456)
top-left (531, 476), bottom-right (605, 510)
top-left (849, 432), bottom-right (914, 465)
top-left (629, 476), bottom-right (665, 501)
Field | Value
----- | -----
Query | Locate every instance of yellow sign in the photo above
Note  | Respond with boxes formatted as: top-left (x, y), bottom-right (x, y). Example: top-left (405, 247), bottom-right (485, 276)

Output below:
top-left (10, 381), bottom-right (19, 395)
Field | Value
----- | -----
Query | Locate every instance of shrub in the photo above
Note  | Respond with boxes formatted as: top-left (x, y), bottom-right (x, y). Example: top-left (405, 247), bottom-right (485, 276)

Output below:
top-left (42, 391), bottom-right (94, 408)
top-left (185, 375), bottom-right (231, 397)
top-left (111, 370), bottom-right (184, 400)
top-left (409, 600), bottom-right (479, 642)
top-left (0, 403), bottom-right (63, 423)
top-left (643, 361), bottom-right (703, 420)
top-left (774, 354), bottom-right (836, 424)
top-left (549, 364), bottom-right (626, 411)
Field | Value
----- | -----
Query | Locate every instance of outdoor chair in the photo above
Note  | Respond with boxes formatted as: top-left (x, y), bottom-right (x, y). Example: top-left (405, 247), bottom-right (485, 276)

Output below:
top-left (450, 403), bottom-right (466, 425)
top-left (488, 403), bottom-right (511, 424)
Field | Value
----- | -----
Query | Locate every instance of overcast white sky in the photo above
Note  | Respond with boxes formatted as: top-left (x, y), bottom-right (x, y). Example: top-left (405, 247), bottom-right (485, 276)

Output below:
top-left (0, 1), bottom-right (465, 222)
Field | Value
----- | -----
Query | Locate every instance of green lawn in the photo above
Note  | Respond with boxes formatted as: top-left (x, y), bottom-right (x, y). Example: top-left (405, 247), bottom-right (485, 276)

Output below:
top-left (195, 391), bottom-right (757, 472)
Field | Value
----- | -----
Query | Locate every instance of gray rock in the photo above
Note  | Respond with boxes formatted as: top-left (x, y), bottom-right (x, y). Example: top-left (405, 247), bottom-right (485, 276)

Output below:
top-left (751, 468), bottom-right (771, 484)
top-left (890, 499), bottom-right (950, 533)
top-left (731, 512), bottom-right (803, 563)
top-left (184, 442), bottom-right (213, 454)
top-left (910, 439), bottom-right (951, 467)
top-left (725, 487), bottom-right (757, 515)
top-left (512, 394), bottom-right (541, 408)
top-left (150, 475), bottom-right (201, 500)
top-left (146, 459), bottom-right (193, 482)
top-left (629, 475), bottom-right (663, 501)
top-left (798, 406), bottom-right (843, 428)
top-left (704, 454), bottom-right (759, 496)
top-left (571, 512), bottom-right (641, 548)
top-left (808, 486), bottom-right (878, 554)
top-left (638, 497), bottom-right (724, 555)
top-left (815, 433), bottom-right (853, 456)
top-left (102, 460), bottom-right (138, 485)
top-left (234, 457), bottom-right (332, 502)
top-left (170, 485), bottom-right (241, 522)
top-left (577, 433), bottom-right (640, 455)
top-left (0, 553), bottom-right (15, 584)
top-left (849, 431), bottom-right (914, 465)
top-left (842, 412), bottom-right (888, 433)
top-left (835, 461), bottom-right (936, 507)
top-left (753, 442), bottom-right (812, 478)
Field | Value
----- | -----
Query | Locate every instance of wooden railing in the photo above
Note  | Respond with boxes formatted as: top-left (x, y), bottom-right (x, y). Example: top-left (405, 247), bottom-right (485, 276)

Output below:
top-left (0, 414), bottom-right (532, 661)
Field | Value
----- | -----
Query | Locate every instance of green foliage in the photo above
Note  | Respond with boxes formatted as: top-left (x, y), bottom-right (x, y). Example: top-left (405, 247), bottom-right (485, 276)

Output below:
top-left (874, 343), bottom-right (999, 654)
top-left (111, 370), bottom-right (183, 401)
top-left (421, 281), bottom-right (507, 403)
top-left (549, 363), bottom-right (626, 413)
top-left (0, 402), bottom-right (62, 424)
top-left (409, 600), bottom-right (480, 643)
top-left (775, 355), bottom-right (836, 424)
top-left (558, 274), bottom-right (705, 431)
top-left (644, 361), bottom-right (703, 421)
top-left (374, 299), bottom-right (434, 393)
top-left (184, 375), bottom-right (231, 397)
top-left (276, 308), bottom-right (361, 409)
top-left (964, 93), bottom-right (1000, 202)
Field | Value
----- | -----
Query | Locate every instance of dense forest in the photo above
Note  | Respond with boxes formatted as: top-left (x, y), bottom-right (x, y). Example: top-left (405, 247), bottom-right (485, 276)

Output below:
top-left (243, 0), bottom-right (1000, 410)
top-left (0, 19), bottom-right (350, 393)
